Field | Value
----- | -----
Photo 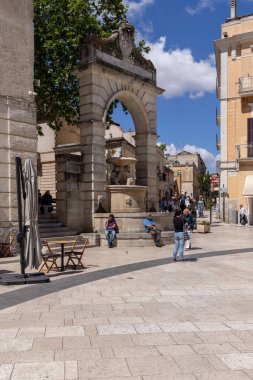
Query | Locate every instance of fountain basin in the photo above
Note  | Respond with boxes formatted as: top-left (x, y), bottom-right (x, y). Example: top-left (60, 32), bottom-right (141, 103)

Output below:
top-left (107, 185), bottom-right (147, 213)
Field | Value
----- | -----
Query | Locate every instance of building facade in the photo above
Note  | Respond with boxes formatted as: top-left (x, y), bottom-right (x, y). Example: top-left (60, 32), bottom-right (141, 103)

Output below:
top-left (165, 151), bottom-right (206, 199)
top-left (215, 0), bottom-right (253, 223)
top-left (0, 1), bottom-right (37, 230)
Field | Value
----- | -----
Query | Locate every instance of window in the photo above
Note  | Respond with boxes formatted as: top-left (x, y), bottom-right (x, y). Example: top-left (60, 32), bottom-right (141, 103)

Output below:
top-left (248, 118), bottom-right (253, 157)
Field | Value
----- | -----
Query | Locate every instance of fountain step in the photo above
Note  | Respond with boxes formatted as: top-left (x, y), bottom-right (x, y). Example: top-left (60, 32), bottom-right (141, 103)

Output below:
top-left (87, 231), bottom-right (174, 247)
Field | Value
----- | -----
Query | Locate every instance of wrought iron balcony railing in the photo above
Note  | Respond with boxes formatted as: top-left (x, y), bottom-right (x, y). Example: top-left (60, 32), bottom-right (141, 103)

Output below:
top-left (238, 76), bottom-right (253, 96)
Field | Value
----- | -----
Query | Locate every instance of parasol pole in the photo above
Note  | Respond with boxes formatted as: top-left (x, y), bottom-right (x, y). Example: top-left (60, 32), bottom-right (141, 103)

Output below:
top-left (15, 157), bottom-right (26, 275)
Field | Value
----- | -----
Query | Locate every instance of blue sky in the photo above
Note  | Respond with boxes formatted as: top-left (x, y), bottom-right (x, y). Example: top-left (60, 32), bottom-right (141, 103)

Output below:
top-left (111, 0), bottom-right (253, 170)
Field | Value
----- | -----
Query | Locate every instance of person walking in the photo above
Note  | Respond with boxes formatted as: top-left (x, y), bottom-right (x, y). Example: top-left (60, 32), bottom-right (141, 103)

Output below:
top-left (104, 214), bottom-right (117, 248)
top-left (172, 210), bottom-right (185, 261)
top-left (239, 204), bottom-right (248, 225)
top-left (183, 208), bottom-right (195, 250)
top-left (197, 195), bottom-right (204, 218)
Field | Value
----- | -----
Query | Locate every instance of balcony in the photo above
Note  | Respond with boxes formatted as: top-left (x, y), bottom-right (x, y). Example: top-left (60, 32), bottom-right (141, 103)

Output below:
top-left (238, 76), bottom-right (253, 97)
top-left (236, 144), bottom-right (253, 162)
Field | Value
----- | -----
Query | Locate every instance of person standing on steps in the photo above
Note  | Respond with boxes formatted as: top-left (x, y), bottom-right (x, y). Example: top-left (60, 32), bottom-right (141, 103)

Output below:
top-left (172, 210), bottom-right (185, 261)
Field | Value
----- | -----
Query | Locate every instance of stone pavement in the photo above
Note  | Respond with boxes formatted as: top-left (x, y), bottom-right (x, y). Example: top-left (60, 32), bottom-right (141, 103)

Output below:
top-left (0, 220), bottom-right (253, 379)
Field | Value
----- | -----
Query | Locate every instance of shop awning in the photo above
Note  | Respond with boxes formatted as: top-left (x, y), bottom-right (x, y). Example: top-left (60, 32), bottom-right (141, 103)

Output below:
top-left (243, 175), bottom-right (253, 196)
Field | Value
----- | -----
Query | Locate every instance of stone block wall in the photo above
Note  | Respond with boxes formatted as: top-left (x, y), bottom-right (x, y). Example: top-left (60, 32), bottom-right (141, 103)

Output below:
top-left (0, 0), bottom-right (37, 230)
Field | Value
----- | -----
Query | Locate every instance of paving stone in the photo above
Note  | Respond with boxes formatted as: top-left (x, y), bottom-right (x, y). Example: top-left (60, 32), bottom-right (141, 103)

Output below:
top-left (0, 339), bottom-right (33, 352)
top-left (0, 364), bottom-right (13, 380)
top-left (156, 344), bottom-right (195, 356)
top-left (231, 342), bottom-right (253, 352)
top-left (63, 336), bottom-right (91, 349)
top-left (97, 324), bottom-right (136, 335)
top-left (54, 348), bottom-right (101, 361)
top-left (0, 329), bottom-right (18, 339)
top-left (126, 356), bottom-right (181, 376)
top-left (193, 322), bottom-right (231, 331)
top-left (73, 318), bottom-right (109, 326)
top-left (192, 343), bottom-right (238, 354)
top-left (90, 334), bottom-right (134, 348)
top-left (233, 331), bottom-right (253, 342)
top-left (218, 353), bottom-right (253, 370)
top-left (45, 326), bottom-right (85, 337)
top-left (0, 351), bottom-right (54, 364)
top-left (78, 358), bottom-right (130, 378)
top-left (225, 321), bottom-right (253, 331)
top-left (195, 371), bottom-right (252, 379)
top-left (195, 331), bottom-right (243, 343)
top-left (169, 332), bottom-right (203, 345)
top-left (133, 323), bottom-right (162, 333)
top-left (131, 333), bottom-right (174, 346)
top-left (108, 316), bottom-right (144, 324)
top-left (113, 345), bottom-right (160, 358)
top-left (17, 327), bottom-right (45, 338)
top-left (159, 322), bottom-right (199, 333)
top-left (11, 361), bottom-right (65, 380)
top-left (100, 347), bottom-right (114, 359)
top-left (174, 355), bottom-right (218, 374)
top-left (65, 361), bottom-right (78, 380)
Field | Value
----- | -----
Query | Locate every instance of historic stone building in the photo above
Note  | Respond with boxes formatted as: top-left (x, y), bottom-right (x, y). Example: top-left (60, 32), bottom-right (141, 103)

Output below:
top-left (165, 151), bottom-right (206, 198)
top-left (0, 0), bottom-right (37, 229)
top-left (215, 0), bottom-right (253, 223)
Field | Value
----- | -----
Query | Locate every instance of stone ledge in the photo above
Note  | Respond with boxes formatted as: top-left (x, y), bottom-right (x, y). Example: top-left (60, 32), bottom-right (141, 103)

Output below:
top-left (82, 231), bottom-right (173, 247)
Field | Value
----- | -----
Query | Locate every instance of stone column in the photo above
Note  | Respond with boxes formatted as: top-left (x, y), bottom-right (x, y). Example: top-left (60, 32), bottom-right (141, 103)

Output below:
top-left (79, 121), bottom-right (107, 231)
top-left (56, 153), bottom-right (85, 232)
top-left (0, 96), bottom-right (37, 230)
top-left (135, 133), bottom-right (158, 211)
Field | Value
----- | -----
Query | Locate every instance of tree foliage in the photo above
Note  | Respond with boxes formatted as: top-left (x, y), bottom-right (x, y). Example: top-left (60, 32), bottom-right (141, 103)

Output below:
top-left (34, 0), bottom-right (127, 130)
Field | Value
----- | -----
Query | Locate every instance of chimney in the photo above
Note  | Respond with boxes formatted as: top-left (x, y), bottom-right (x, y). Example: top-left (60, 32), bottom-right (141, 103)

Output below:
top-left (230, 0), bottom-right (237, 19)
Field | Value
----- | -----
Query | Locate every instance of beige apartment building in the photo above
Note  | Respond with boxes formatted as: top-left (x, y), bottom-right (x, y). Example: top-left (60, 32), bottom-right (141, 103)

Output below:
top-left (215, 0), bottom-right (253, 223)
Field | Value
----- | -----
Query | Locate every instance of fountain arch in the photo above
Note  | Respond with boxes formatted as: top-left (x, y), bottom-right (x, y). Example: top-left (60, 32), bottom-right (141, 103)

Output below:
top-left (57, 22), bottom-right (164, 232)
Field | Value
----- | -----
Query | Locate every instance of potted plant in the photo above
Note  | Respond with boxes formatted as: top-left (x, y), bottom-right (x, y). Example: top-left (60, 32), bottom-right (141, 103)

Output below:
top-left (197, 220), bottom-right (211, 233)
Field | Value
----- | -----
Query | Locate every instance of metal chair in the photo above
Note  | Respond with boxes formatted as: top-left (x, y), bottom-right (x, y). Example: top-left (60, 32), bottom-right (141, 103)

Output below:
top-left (65, 238), bottom-right (88, 270)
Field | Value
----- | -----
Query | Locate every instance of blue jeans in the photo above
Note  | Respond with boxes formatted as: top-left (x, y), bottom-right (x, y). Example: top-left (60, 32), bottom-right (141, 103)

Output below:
top-left (198, 204), bottom-right (204, 217)
top-left (173, 232), bottom-right (184, 260)
top-left (105, 230), bottom-right (116, 246)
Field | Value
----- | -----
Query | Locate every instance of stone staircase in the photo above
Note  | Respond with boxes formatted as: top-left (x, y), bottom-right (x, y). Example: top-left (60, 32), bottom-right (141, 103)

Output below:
top-left (38, 214), bottom-right (77, 239)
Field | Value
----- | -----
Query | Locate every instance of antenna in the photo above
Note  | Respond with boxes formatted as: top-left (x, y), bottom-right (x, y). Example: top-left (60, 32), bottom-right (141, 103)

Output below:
top-left (230, 0), bottom-right (236, 19)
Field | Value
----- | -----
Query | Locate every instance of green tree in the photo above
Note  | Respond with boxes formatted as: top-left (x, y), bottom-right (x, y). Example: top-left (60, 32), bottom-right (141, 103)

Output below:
top-left (34, 0), bottom-right (127, 131)
top-left (198, 174), bottom-right (211, 198)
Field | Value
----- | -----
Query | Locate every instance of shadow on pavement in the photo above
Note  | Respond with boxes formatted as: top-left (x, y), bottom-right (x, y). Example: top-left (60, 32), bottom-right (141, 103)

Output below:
top-left (0, 247), bottom-right (253, 310)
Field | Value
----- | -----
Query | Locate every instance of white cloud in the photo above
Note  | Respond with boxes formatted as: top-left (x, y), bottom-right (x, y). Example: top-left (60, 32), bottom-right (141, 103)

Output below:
top-left (160, 143), bottom-right (219, 171)
top-left (125, 0), bottom-right (154, 17)
top-left (185, 0), bottom-right (218, 15)
top-left (185, 0), bottom-right (224, 16)
top-left (145, 36), bottom-right (216, 99)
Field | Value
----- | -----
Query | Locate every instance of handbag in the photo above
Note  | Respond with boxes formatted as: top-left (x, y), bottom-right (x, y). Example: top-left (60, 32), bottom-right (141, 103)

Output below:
top-left (114, 223), bottom-right (119, 234)
top-left (183, 230), bottom-right (190, 241)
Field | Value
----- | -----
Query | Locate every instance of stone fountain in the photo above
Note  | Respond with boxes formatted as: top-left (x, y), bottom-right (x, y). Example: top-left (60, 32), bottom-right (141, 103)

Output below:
top-left (106, 157), bottom-right (147, 213)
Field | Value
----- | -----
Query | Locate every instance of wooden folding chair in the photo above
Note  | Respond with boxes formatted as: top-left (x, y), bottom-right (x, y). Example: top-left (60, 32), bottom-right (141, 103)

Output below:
top-left (38, 241), bottom-right (61, 274)
top-left (0, 231), bottom-right (16, 257)
top-left (65, 238), bottom-right (88, 270)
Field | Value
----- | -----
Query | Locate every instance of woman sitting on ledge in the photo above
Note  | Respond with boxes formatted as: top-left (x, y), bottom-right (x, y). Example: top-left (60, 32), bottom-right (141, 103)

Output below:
top-left (104, 214), bottom-right (117, 248)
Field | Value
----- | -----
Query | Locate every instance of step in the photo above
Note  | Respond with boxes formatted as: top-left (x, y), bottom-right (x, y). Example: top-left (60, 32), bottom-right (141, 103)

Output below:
top-left (40, 230), bottom-right (77, 238)
top-left (98, 231), bottom-right (173, 247)
top-left (39, 223), bottom-right (63, 228)
top-left (39, 226), bottom-right (76, 233)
